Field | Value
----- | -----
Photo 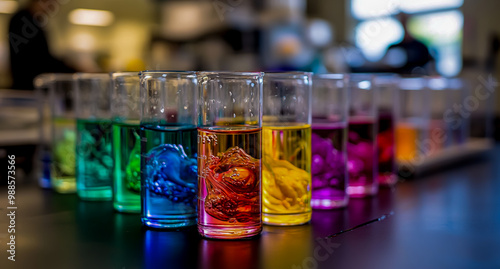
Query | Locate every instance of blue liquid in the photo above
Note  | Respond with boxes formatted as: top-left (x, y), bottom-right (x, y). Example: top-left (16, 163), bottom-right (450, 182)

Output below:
top-left (140, 124), bottom-right (198, 228)
top-left (39, 152), bottom-right (51, 188)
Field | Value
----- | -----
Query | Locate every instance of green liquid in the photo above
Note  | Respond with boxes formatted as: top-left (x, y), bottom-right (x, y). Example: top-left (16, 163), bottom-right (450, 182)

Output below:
top-left (52, 118), bottom-right (76, 193)
top-left (113, 122), bottom-right (141, 213)
top-left (76, 119), bottom-right (113, 201)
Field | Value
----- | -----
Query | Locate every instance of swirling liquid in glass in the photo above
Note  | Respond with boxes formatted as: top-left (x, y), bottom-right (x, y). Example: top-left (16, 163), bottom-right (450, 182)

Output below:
top-left (347, 117), bottom-right (378, 197)
top-left (112, 121), bottom-right (141, 213)
top-left (311, 122), bottom-right (348, 209)
top-left (262, 124), bottom-right (311, 226)
top-left (76, 119), bottom-right (113, 200)
top-left (198, 126), bottom-right (262, 239)
top-left (141, 124), bottom-right (198, 228)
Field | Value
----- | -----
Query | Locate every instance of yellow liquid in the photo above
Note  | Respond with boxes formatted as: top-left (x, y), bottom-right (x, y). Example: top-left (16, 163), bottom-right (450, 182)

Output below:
top-left (262, 123), bottom-right (312, 226)
top-left (52, 117), bottom-right (76, 193)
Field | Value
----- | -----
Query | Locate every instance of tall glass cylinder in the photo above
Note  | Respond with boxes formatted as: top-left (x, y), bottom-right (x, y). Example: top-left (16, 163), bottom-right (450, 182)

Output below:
top-left (75, 73), bottom-right (113, 201)
top-left (445, 78), bottom-right (468, 147)
top-left (427, 77), bottom-right (448, 154)
top-left (396, 77), bottom-right (430, 176)
top-left (111, 72), bottom-right (141, 213)
top-left (197, 72), bottom-right (263, 239)
top-left (374, 74), bottom-right (399, 187)
top-left (35, 74), bottom-right (76, 193)
top-left (262, 72), bottom-right (312, 225)
top-left (140, 71), bottom-right (198, 228)
top-left (347, 74), bottom-right (378, 197)
top-left (311, 74), bottom-right (349, 209)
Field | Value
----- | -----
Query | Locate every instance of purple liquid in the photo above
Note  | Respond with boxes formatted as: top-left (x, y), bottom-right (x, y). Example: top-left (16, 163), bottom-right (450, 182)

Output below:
top-left (311, 123), bottom-right (348, 209)
top-left (377, 111), bottom-right (397, 187)
top-left (347, 118), bottom-right (378, 197)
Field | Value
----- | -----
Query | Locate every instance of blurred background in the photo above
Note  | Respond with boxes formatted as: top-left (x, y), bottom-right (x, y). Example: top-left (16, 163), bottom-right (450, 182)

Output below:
top-left (0, 0), bottom-right (499, 182)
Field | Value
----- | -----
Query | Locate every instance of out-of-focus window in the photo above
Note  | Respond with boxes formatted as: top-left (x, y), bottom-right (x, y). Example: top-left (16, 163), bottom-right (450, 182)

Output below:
top-left (407, 10), bottom-right (463, 76)
top-left (355, 17), bottom-right (404, 61)
top-left (351, 0), bottom-right (398, 20)
top-left (351, 0), bottom-right (463, 76)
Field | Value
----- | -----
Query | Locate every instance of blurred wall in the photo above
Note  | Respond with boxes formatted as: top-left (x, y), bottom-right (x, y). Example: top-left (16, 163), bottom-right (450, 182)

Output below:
top-left (462, 0), bottom-right (500, 114)
top-left (307, 0), bottom-right (347, 43)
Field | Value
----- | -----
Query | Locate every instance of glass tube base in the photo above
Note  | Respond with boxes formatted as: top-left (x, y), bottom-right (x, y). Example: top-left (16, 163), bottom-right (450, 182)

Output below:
top-left (378, 173), bottom-right (398, 187)
top-left (114, 202), bottom-right (140, 213)
top-left (52, 178), bottom-right (76, 194)
top-left (311, 196), bottom-right (348, 210)
top-left (198, 224), bottom-right (262, 239)
top-left (347, 184), bottom-right (378, 198)
top-left (142, 215), bottom-right (197, 229)
top-left (77, 187), bottom-right (112, 201)
top-left (263, 212), bottom-right (311, 226)
top-left (39, 177), bottom-right (51, 189)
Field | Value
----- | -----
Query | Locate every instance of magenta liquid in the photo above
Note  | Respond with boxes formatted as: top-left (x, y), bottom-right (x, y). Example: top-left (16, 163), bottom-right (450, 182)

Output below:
top-left (377, 111), bottom-right (397, 187)
top-left (347, 118), bottom-right (378, 197)
top-left (311, 122), bottom-right (348, 209)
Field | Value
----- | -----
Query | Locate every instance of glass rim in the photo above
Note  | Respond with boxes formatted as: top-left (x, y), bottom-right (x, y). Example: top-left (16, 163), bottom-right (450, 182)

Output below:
top-left (263, 71), bottom-right (312, 79)
top-left (313, 73), bottom-right (347, 80)
top-left (73, 72), bottom-right (110, 80)
top-left (140, 70), bottom-right (196, 74)
top-left (348, 73), bottom-right (375, 82)
top-left (139, 70), bottom-right (197, 79)
top-left (198, 71), bottom-right (263, 79)
top-left (373, 73), bottom-right (400, 85)
top-left (34, 73), bottom-right (74, 87)
top-left (399, 77), bottom-right (427, 90)
top-left (111, 71), bottom-right (141, 78)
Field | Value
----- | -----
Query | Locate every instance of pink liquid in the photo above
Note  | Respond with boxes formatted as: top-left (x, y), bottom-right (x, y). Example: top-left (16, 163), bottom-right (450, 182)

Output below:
top-left (377, 111), bottom-right (397, 187)
top-left (311, 122), bottom-right (348, 209)
top-left (347, 118), bottom-right (378, 197)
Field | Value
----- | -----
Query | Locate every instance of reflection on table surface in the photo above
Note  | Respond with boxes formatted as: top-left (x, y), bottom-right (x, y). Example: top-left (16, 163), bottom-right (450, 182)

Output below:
top-left (2, 146), bottom-right (500, 268)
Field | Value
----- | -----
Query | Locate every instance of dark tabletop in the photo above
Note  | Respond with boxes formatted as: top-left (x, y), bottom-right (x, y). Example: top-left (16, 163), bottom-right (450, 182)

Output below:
top-left (1, 146), bottom-right (500, 269)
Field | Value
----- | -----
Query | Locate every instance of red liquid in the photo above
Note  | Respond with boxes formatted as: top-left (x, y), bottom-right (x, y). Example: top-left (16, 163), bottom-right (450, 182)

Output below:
top-left (377, 111), bottom-right (397, 186)
top-left (197, 126), bottom-right (262, 239)
top-left (347, 118), bottom-right (378, 197)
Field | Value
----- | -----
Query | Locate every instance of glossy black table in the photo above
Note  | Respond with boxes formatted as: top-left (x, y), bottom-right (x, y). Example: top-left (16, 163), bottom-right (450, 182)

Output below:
top-left (2, 146), bottom-right (500, 269)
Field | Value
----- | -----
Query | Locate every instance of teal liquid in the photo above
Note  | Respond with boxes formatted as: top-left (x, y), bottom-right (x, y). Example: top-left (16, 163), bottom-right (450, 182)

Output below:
top-left (113, 122), bottom-right (141, 213)
top-left (76, 119), bottom-right (113, 201)
top-left (140, 124), bottom-right (198, 228)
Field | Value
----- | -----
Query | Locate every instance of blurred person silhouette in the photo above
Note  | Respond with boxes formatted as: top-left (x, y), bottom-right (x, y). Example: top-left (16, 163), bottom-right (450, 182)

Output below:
top-left (385, 12), bottom-right (433, 75)
top-left (8, 0), bottom-right (76, 90)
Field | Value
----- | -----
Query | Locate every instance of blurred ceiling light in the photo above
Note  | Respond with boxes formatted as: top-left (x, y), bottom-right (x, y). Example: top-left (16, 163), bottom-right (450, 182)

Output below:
top-left (400, 0), bottom-right (463, 13)
top-left (70, 32), bottom-right (96, 52)
top-left (0, 1), bottom-right (18, 14)
top-left (307, 19), bottom-right (332, 47)
top-left (352, 0), bottom-right (398, 20)
top-left (69, 9), bottom-right (114, 26)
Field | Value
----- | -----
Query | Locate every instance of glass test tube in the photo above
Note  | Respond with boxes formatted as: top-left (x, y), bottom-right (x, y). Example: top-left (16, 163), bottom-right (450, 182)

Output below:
top-left (111, 72), bottom-right (141, 213)
top-left (35, 73), bottom-right (77, 193)
top-left (197, 72), bottom-right (263, 239)
top-left (347, 74), bottom-right (378, 197)
top-left (374, 74), bottom-right (399, 187)
top-left (262, 72), bottom-right (312, 225)
top-left (311, 74), bottom-right (349, 209)
top-left (75, 73), bottom-right (113, 201)
top-left (140, 71), bottom-right (198, 228)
